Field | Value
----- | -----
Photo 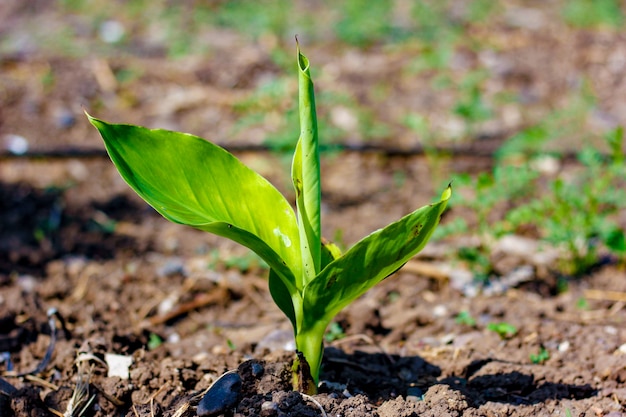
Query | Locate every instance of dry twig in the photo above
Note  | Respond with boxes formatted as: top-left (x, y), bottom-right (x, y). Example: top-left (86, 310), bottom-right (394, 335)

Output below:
top-left (584, 289), bottom-right (626, 302)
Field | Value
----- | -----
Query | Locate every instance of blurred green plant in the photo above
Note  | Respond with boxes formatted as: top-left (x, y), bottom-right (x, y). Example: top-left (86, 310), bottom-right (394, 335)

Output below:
top-left (529, 346), bottom-right (550, 364)
top-left (497, 83), bottom-right (596, 159)
top-left (334, 0), bottom-right (393, 46)
top-left (562, 0), bottom-right (624, 28)
top-left (147, 333), bottom-right (163, 350)
top-left (233, 77), bottom-right (386, 154)
top-left (453, 70), bottom-right (493, 135)
top-left (503, 127), bottom-right (626, 274)
top-left (224, 251), bottom-right (269, 273)
top-left (575, 297), bottom-right (589, 310)
top-left (437, 90), bottom-right (625, 279)
top-left (209, 0), bottom-right (292, 39)
top-left (435, 161), bottom-right (540, 281)
top-left (324, 321), bottom-right (346, 342)
top-left (455, 310), bottom-right (477, 327)
top-left (487, 322), bottom-right (517, 339)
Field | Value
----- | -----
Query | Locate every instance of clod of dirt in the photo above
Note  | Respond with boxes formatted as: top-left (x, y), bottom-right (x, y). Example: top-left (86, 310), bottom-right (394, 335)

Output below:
top-left (11, 386), bottom-right (49, 417)
top-left (197, 370), bottom-right (242, 417)
top-left (377, 396), bottom-right (421, 417)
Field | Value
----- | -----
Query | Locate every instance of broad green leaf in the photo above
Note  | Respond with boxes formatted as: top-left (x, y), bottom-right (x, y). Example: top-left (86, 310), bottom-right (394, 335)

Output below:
top-left (89, 116), bottom-right (301, 291)
top-left (292, 46), bottom-right (322, 286)
top-left (301, 186), bottom-right (451, 330)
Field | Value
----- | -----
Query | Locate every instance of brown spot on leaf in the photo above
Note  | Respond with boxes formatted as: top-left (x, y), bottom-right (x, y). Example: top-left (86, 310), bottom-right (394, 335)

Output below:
top-left (325, 275), bottom-right (337, 289)
top-left (294, 178), bottom-right (302, 198)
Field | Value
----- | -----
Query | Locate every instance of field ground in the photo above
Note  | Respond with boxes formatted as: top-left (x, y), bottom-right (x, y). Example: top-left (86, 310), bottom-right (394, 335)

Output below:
top-left (1, 1), bottom-right (625, 416)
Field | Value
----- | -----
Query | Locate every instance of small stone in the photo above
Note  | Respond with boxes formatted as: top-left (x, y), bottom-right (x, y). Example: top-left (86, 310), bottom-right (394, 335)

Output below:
top-left (330, 106), bottom-right (358, 131)
top-left (99, 20), bottom-right (125, 43)
top-left (260, 401), bottom-right (279, 416)
top-left (54, 108), bottom-right (76, 129)
top-left (166, 333), bottom-right (180, 344)
top-left (156, 257), bottom-right (186, 277)
top-left (3, 134), bottom-right (28, 155)
top-left (17, 275), bottom-right (37, 293)
top-left (254, 329), bottom-right (295, 353)
top-left (406, 386), bottom-right (424, 402)
top-left (251, 362), bottom-right (264, 378)
top-left (197, 371), bottom-right (242, 417)
top-left (433, 304), bottom-right (448, 318)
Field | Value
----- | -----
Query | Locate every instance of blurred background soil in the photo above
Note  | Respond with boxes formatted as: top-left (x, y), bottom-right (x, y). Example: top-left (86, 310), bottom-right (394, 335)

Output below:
top-left (1, 1), bottom-right (625, 416)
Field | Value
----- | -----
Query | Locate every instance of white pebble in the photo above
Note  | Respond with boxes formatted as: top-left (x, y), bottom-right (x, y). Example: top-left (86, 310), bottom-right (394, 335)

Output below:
top-left (4, 134), bottom-right (28, 155)
top-left (99, 20), bottom-right (125, 43)
top-left (167, 333), bottom-right (180, 344)
top-left (558, 341), bottom-right (570, 352)
top-left (261, 401), bottom-right (279, 412)
top-left (433, 304), bottom-right (448, 318)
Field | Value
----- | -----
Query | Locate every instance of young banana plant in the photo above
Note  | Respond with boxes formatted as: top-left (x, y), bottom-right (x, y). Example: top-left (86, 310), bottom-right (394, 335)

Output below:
top-left (88, 44), bottom-right (450, 394)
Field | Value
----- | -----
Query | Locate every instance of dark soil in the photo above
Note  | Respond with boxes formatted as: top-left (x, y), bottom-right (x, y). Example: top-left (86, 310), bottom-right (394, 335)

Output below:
top-left (1, 1), bottom-right (626, 416)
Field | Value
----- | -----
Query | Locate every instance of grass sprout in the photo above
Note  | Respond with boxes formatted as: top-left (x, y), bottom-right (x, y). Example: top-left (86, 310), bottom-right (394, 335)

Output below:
top-left (63, 359), bottom-right (96, 417)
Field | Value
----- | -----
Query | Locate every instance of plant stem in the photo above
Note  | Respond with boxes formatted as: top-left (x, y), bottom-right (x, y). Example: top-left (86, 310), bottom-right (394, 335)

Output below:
top-left (293, 320), bottom-right (328, 394)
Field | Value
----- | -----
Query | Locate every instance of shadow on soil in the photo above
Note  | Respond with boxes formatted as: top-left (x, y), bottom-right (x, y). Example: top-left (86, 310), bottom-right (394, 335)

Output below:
top-left (0, 181), bottom-right (154, 278)
top-left (320, 347), bottom-right (441, 400)
top-left (321, 349), bottom-right (596, 407)
top-left (448, 358), bottom-right (598, 406)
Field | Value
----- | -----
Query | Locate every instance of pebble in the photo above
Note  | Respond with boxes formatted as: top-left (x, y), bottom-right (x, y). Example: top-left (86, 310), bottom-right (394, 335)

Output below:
top-left (261, 401), bottom-right (280, 415)
top-left (558, 341), bottom-right (570, 352)
top-left (99, 20), bottom-right (125, 43)
top-left (156, 257), bottom-right (186, 277)
top-left (17, 275), bottom-right (37, 293)
top-left (331, 106), bottom-right (358, 131)
top-left (166, 332), bottom-right (180, 344)
top-left (54, 108), bottom-right (76, 129)
top-left (432, 304), bottom-right (448, 318)
top-left (406, 386), bottom-right (424, 402)
top-left (197, 371), bottom-right (242, 417)
top-left (254, 329), bottom-right (295, 353)
top-left (250, 361), bottom-right (264, 378)
top-left (3, 134), bottom-right (28, 155)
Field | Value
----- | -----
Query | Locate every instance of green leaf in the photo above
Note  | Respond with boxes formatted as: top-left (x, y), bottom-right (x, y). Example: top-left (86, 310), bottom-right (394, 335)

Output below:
top-left (605, 227), bottom-right (626, 254)
top-left (487, 322), bottom-right (518, 339)
top-left (268, 269), bottom-right (297, 328)
top-left (88, 115), bottom-right (301, 292)
top-left (292, 45), bottom-right (322, 285)
top-left (301, 186), bottom-right (451, 330)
